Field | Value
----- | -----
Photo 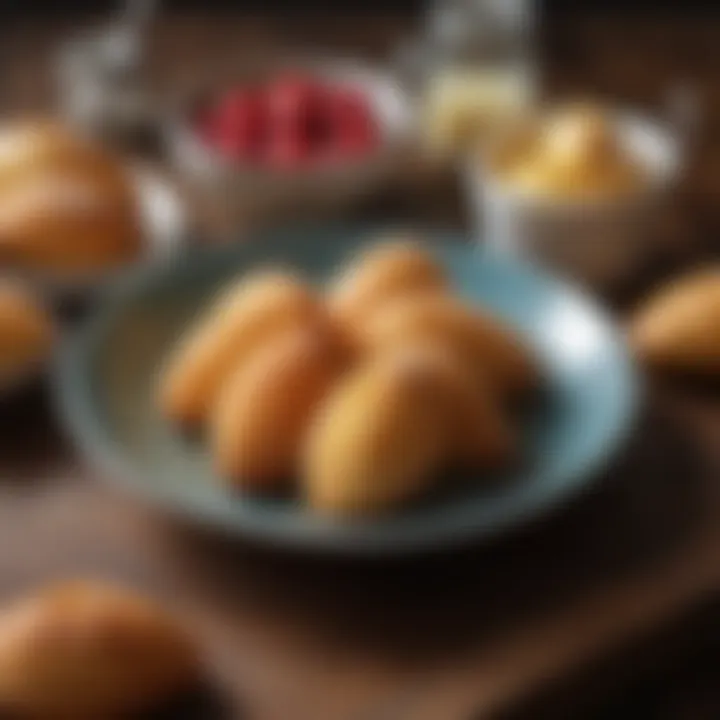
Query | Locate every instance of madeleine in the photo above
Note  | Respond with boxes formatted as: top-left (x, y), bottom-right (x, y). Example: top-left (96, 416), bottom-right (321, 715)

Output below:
top-left (157, 270), bottom-right (323, 427)
top-left (328, 237), bottom-right (448, 334)
top-left (630, 268), bottom-right (720, 375)
top-left (212, 326), bottom-right (345, 488)
top-left (403, 342), bottom-right (514, 470)
top-left (360, 294), bottom-right (539, 398)
top-left (302, 344), bottom-right (505, 516)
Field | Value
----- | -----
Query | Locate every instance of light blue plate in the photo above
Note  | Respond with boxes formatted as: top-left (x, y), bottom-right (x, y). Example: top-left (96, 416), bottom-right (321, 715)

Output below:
top-left (55, 227), bottom-right (640, 554)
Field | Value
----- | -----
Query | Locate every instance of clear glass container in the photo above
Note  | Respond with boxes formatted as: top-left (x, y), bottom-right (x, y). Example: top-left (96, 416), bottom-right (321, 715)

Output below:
top-left (413, 0), bottom-right (537, 158)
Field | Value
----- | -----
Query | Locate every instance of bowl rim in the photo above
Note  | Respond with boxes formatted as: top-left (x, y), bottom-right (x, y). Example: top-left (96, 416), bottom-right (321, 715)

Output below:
top-left (53, 226), bottom-right (641, 555)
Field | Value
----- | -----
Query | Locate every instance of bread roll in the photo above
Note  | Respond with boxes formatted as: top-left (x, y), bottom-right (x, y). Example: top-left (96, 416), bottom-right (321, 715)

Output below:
top-left (0, 581), bottom-right (200, 718)
top-left (0, 120), bottom-right (141, 275)
top-left (0, 120), bottom-right (84, 191)
top-left (630, 268), bottom-right (720, 375)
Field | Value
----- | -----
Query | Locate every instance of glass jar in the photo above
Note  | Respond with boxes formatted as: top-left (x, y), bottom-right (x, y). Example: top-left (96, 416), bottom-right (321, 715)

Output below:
top-left (417, 0), bottom-right (537, 158)
top-left (55, 0), bottom-right (158, 149)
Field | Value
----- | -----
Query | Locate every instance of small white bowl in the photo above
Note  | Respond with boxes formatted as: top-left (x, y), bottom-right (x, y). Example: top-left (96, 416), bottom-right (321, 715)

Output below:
top-left (165, 59), bottom-right (416, 233)
top-left (465, 110), bottom-right (683, 289)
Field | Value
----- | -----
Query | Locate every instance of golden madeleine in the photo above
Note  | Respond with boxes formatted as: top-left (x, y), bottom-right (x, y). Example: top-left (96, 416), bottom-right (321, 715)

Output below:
top-left (212, 326), bottom-right (345, 488)
top-left (303, 346), bottom-right (475, 517)
top-left (629, 268), bottom-right (720, 375)
top-left (0, 581), bottom-right (200, 719)
top-left (402, 342), bottom-right (514, 470)
top-left (0, 120), bottom-right (141, 274)
top-left (328, 238), bottom-right (448, 332)
top-left (158, 270), bottom-right (324, 427)
top-left (360, 294), bottom-right (538, 398)
top-left (0, 280), bottom-right (53, 382)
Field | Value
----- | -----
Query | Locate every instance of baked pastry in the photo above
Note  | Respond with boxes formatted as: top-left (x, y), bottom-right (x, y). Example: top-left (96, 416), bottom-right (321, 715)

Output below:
top-left (211, 325), bottom-right (345, 487)
top-left (0, 120), bottom-right (85, 191)
top-left (328, 237), bottom-right (448, 333)
top-left (303, 346), bottom-right (453, 516)
top-left (359, 294), bottom-right (538, 398)
top-left (398, 342), bottom-right (514, 470)
top-left (302, 340), bottom-right (514, 516)
top-left (0, 581), bottom-right (200, 718)
top-left (630, 268), bottom-right (720, 375)
top-left (0, 119), bottom-right (141, 276)
top-left (0, 279), bottom-right (53, 383)
top-left (158, 270), bottom-right (325, 427)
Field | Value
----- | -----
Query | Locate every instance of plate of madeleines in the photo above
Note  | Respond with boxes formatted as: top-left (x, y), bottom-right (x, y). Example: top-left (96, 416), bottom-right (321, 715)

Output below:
top-left (57, 227), bottom-right (638, 553)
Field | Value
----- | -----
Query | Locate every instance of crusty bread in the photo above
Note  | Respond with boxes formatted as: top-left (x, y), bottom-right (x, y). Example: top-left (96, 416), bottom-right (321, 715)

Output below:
top-left (0, 120), bottom-right (142, 276)
top-left (0, 581), bottom-right (201, 718)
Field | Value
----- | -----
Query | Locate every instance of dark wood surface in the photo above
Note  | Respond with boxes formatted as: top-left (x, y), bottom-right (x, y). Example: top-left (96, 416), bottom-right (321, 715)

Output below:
top-left (0, 11), bottom-right (719, 720)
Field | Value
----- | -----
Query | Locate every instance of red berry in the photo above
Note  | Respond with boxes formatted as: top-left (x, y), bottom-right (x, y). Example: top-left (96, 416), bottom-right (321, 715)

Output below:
top-left (265, 138), bottom-right (310, 169)
top-left (205, 88), bottom-right (266, 162)
top-left (326, 87), bottom-right (378, 159)
top-left (266, 73), bottom-right (319, 123)
top-left (267, 74), bottom-right (335, 156)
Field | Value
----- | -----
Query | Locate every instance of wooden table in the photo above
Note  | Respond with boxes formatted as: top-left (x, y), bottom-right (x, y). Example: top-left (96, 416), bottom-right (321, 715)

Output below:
top-left (0, 11), bottom-right (719, 720)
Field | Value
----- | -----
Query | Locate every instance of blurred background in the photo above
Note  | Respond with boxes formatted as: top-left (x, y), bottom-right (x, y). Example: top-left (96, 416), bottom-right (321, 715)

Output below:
top-left (0, 1), bottom-right (717, 719)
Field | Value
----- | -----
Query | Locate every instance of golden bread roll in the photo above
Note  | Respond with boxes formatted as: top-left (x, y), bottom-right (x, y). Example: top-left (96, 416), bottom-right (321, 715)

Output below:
top-left (0, 119), bottom-right (134, 195)
top-left (0, 119), bottom-right (141, 275)
top-left (629, 268), bottom-right (720, 375)
top-left (359, 294), bottom-right (538, 398)
top-left (158, 270), bottom-right (324, 427)
top-left (0, 581), bottom-right (200, 718)
top-left (303, 346), bottom-right (485, 516)
top-left (0, 280), bottom-right (53, 382)
top-left (212, 325), bottom-right (346, 488)
top-left (0, 168), bottom-right (141, 275)
top-left (0, 120), bottom-right (85, 191)
top-left (328, 238), bottom-right (448, 333)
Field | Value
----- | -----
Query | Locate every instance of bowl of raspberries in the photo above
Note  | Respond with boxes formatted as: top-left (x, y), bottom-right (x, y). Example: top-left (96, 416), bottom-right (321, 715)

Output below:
top-left (167, 60), bottom-right (415, 231)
